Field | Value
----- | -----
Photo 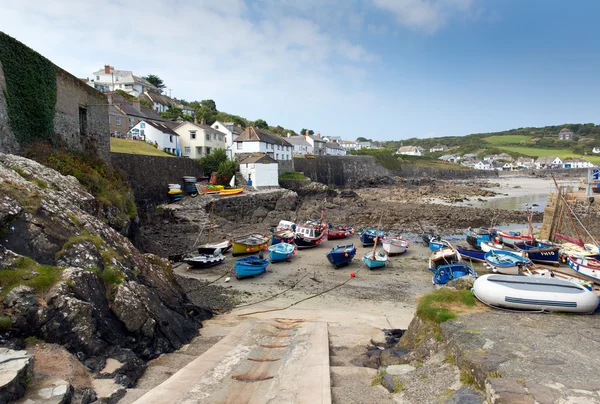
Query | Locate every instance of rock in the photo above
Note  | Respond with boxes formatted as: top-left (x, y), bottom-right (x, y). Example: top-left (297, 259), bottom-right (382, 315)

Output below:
top-left (486, 378), bottom-right (534, 404)
top-left (20, 270), bottom-right (39, 280)
top-left (445, 275), bottom-right (476, 290)
top-left (339, 190), bottom-right (358, 198)
top-left (0, 348), bottom-right (34, 403)
top-left (25, 379), bottom-right (73, 404)
top-left (444, 386), bottom-right (484, 404)
top-left (385, 364), bottom-right (416, 376)
top-left (379, 347), bottom-right (410, 366)
top-left (55, 241), bottom-right (103, 269)
top-left (91, 378), bottom-right (126, 403)
top-left (381, 373), bottom-right (397, 393)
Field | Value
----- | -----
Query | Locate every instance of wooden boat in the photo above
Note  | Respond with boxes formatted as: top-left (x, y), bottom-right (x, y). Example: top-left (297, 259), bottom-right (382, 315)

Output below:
top-left (219, 188), bottom-right (244, 196)
top-left (560, 243), bottom-right (596, 261)
top-left (472, 274), bottom-right (599, 313)
top-left (432, 263), bottom-right (477, 285)
top-left (496, 230), bottom-right (533, 246)
top-left (185, 250), bottom-right (225, 269)
top-left (232, 234), bottom-right (270, 256)
top-left (480, 241), bottom-right (526, 258)
top-left (382, 236), bottom-right (409, 256)
top-left (268, 243), bottom-right (296, 263)
top-left (520, 265), bottom-right (593, 290)
top-left (326, 244), bottom-right (357, 268)
top-left (428, 247), bottom-right (461, 271)
top-left (360, 229), bottom-right (385, 247)
top-left (363, 250), bottom-right (388, 269)
top-left (234, 256), bottom-right (269, 279)
top-left (294, 222), bottom-right (326, 249)
top-left (327, 225), bottom-right (355, 240)
top-left (484, 250), bottom-right (532, 275)
top-left (198, 240), bottom-right (232, 255)
top-left (567, 257), bottom-right (600, 284)
top-left (455, 245), bottom-right (486, 262)
top-left (513, 241), bottom-right (560, 266)
top-left (270, 228), bottom-right (295, 245)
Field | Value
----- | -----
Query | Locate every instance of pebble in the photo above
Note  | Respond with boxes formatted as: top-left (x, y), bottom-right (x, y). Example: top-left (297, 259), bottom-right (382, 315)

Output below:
top-left (385, 364), bottom-right (416, 376)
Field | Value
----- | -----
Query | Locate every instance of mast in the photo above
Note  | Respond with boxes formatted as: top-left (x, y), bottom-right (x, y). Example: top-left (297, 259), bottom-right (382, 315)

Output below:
top-left (552, 176), bottom-right (584, 245)
top-left (372, 214), bottom-right (382, 260)
top-left (207, 201), bottom-right (215, 243)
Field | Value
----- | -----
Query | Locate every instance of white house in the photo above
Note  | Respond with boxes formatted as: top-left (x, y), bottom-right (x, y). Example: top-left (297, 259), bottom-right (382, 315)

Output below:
top-left (515, 157), bottom-right (535, 169)
top-left (141, 91), bottom-right (172, 113)
top-left (305, 135), bottom-right (327, 156)
top-left (563, 158), bottom-right (594, 168)
top-left (233, 126), bottom-right (293, 161)
top-left (593, 147), bottom-right (600, 154)
top-left (558, 128), bottom-right (574, 140)
top-left (430, 145), bottom-right (447, 153)
top-left (129, 120), bottom-right (179, 155)
top-left (357, 141), bottom-right (372, 149)
top-left (473, 160), bottom-right (492, 170)
top-left (396, 146), bottom-right (424, 156)
top-left (325, 141), bottom-right (346, 156)
top-left (439, 155), bottom-right (460, 163)
top-left (239, 154), bottom-right (279, 190)
top-left (322, 135), bottom-right (342, 144)
top-left (174, 120), bottom-right (226, 159)
top-left (211, 121), bottom-right (244, 157)
top-left (286, 135), bottom-right (314, 155)
top-left (90, 66), bottom-right (158, 96)
top-left (340, 141), bottom-right (359, 151)
top-left (535, 156), bottom-right (563, 169)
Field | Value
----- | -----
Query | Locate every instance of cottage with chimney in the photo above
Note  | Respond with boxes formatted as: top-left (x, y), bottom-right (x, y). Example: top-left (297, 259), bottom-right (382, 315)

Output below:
top-left (232, 126), bottom-right (293, 160)
top-left (128, 120), bottom-right (180, 155)
top-left (558, 128), bottom-right (574, 141)
top-left (173, 118), bottom-right (227, 159)
top-left (286, 135), bottom-right (314, 155)
top-left (304, 132), bottom-right (327, 155)
top-left (239, 154), bottom-right (280, 189)
top-left (211, 121), bottom-right (245, 158)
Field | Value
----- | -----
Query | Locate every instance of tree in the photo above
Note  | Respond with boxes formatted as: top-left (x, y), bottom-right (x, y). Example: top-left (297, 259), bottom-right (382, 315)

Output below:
top-left (300, 129), bottom-right (314, 136)
top-left (143, 74), bottom-right (166, 89)
top-left (356, 137), bottom-right (372, 142)
top-left (199, 149), bottom-right (228, 176)
top-left (160, 106), bottom-right (184, 120)
top-left (254, 119), bottom-right (268, 130)
top-left (196, 106), bottom-right (217, 125)
top-left (201, 99), bottom-right (217, 112)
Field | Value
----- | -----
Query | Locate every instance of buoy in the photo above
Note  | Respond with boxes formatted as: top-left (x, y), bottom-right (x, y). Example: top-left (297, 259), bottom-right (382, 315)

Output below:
top-left (225, 277), bottom-right (230, 282)
top-left (246, 248), bottom-right (250, 252)
top-left (350, 272), bottom-right (356, 278)
top-left (345, 253), bottom-right (349, 257)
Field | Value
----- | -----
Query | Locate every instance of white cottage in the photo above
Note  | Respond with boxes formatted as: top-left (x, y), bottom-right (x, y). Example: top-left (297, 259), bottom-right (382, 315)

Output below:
top-left (396, 146), bottom-right (424, 156)
top-left (239, 154), bottom-right (279, 190)
top-left (286, 136), bottom-right (314, 155)
top-left (212, 121), bottom-right (244, 158)
top-left (174, 121), bottom-right (226, 159)
top-left (128, 120), bottom-right (179, 155)
top-left (233, 126), bottom-right (293, 161)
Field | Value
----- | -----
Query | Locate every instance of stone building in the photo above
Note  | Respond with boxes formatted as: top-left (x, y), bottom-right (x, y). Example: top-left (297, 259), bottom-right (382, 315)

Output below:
top-left (0, 32), bottom-right (110, 161)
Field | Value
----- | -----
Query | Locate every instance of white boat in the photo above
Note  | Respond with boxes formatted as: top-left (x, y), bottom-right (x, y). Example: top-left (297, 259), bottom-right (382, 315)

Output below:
top-left (560, 243), bottom-right (596, 260)
top-left (480, 241), bottom-right (526, 258)
top-left (520, 265), bottom-right (593, 290)
top-left (382, 236), bottom-right (409, 255)
top-left (428, 247), bottom-right (461, 270)
top-left (567, 257), bottom-right (600, 284)
top-left (472, 274), bottom-right (599, 313)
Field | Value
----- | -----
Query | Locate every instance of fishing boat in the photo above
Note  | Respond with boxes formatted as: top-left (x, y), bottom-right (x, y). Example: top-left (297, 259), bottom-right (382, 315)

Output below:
top-left (268, 243), bottom-right (296, 263)
top-left (363, 250), bottom-right (388, 269)
top-left (327, 225), bottom-right (355, 240)
top-left (428, 236), bottom-right (451, 252)
top-left (382, 236), bottom-right (409, 256)
top-left (234, 256), bottom-right (269, 279)
top-left (484, 250), bottom-right (532, 275)
top-left (560, 243), bottom-right (597, 262)
top-left (496, 230), bottom-right (533, 246)
top-left (232, 234), bottom-right (270, 256)
top-left (567, 257), bottom-right (600, 284)
top-left (219, 188), bottom-right (244, 196)
top-left (432, 263), bottom-right (477, 285)
top-left (429, 247), bottom-right (461, 270)
top-left (198, 240), bottom-right (232, 255)
top-left (480, 241), bottom-right (526, 258)
top-left (185, 249), bottom-right (226, 269)
top-left (276, 220), bottom-right (296, 231)
top-left (513, 241), bottom-right (560, 266)
top-left (360, 229), bottom-right (385, 247)
top-left (326, 244), bottom-right (357, 268)
top-left (455, 245), bottom-right (486, 262)
top-left (472, 274), bottom-right (599, 313)
top-left (294, 222), bottom-right (327, 249)
top-left (520, 265), bottom-right (593, 290)
top-left (269, 227), bottom-right (295, 245)
top-left (466, 227), bottom-right (493, 248)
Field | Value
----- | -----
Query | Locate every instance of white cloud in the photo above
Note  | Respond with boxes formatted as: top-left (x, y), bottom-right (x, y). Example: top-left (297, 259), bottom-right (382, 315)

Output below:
top-left (371, 0), bottom-right (476, 33)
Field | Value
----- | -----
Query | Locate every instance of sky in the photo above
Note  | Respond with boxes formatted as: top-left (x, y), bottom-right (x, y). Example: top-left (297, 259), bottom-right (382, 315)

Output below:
top-left (1, 0), bottom-right (599, 141)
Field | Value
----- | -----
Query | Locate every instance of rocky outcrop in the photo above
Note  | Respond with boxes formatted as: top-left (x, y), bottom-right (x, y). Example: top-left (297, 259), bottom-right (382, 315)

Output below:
top-left (0, 154), bottom-right (211, 391)
top-left (0, 348), bottom-right (34, 403)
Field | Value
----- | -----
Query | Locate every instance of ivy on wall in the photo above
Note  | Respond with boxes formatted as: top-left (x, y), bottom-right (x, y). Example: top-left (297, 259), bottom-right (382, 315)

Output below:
top-left (0, 32), bottom-right (57, 145)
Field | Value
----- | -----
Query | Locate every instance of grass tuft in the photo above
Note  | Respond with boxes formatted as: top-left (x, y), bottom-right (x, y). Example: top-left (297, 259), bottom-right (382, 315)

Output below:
top-left (416, 289), bottom-right (476, 324)
top-left (460, 369), bottom-right (476, 386)
top-left (0, 316), bottom-right (13, 331)
top-left (0, 257), bottom-right (64, 299)
top-left (278, 172), bottom-right (308, 180)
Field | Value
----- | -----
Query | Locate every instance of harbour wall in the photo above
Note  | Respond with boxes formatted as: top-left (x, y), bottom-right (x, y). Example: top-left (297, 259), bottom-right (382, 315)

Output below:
top-left (293, 156), bottom-right (390, 187)
top-left (110, 153), bottom-right (204, 207)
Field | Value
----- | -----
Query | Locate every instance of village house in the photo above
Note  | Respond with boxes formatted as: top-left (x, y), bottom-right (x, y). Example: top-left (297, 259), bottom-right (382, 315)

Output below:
top-left (239, 154), bottom-right (280, 189)
top-left (593, 147), bottom-right (600, 154)
top-left (340, 140), bottom-right (360, 151)
top-left (212, 121), bottom-right (244, 158)
top-left (90, 65), bottom-right (158, 96)
top-left (558, 128), bottom-right (574, 141)
top-left (429, 145), bottom-right (447, 153)
top-left (462, 153), bottom-right (478, 160)
top-left (140, 91), bottom-right (172, 114)
top-left (535, 156), bottom-right (563, 169)
top-left (108, 105), bottom-right (128, 138)
top-left (174, 120), bottom-right (226, 159)
top-left (438, 154), bottom-right (460, 163)
top-left (322, 135), bottom-right (342, 144)
top-left (514, 157), bottom-right (536, 169)
top-left (286, 135), bottom-right (314, 155)
top-left (129, 120), bottom-right (179, 155)
top-left (563, 158), bottom-right (594, 168)
top-left (357, 141), bottom-right (373, 149)
top-left (396, 146), bottom-right (425, 157)
top-left (472, 160), bottom-right (492, 170)
top-left (501, 162), bottom-right (514, 170)
top-left (233, 126), bottom-right (293, 161)
top-left (325, 141), bottom-right (346, 156)
top-left (305, 134), bottom-right (327, 156)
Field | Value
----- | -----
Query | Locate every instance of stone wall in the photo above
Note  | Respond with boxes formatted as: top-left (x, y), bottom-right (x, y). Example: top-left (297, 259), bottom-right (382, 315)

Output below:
top-left (393, 165), bottom-right (499, 179)
top-left (110, 153), bottom-right (204, 207)
top-left (0, 60), bottom-right (19, 154)
top-left (293, 156), bottom-right (390, 187)
top-left (498, 168), bottom-right (588, 178)
top-left (277, 159), bottom-right (295, 174)
top-left (211, 189), bottom-right (298, 225)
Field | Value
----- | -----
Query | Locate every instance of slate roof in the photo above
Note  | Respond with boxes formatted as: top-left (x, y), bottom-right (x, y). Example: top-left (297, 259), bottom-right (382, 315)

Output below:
top-left (145, 120), bottom-right (179, 136)
top-left (326, 142), bottom-right (344, 150)
top-left (397, 146), bottom-right (423, 153)
top-left (239, 154), bottom-right (278, 164)
top-left (235, 127), bottom-right (292, 146)
top-left (286, 137), bottom-right (311, 147)
top-left (117, 102), bottom-right (164, 121)
top-left (175, 121), bottom-right (227, 135)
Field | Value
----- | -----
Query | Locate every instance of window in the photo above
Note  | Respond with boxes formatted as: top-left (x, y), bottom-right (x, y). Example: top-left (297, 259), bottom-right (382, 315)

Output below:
top-left (205, 147), bottom-right (211, 155)
top-left (196, 146), bottom-right (202, 156)
top-left (215, 125), bottom-right (219, 129)
top-left (116, 117), bottom-right (121, 126)
top-left (206, 133), bottom-right (210, 141)
top-left (78, 107), bottom-right (88, 136)
top-left (96, 75), bottom-right (100, 80)
top-left (129, 117), bottom-right (134, 127)
top-left (184, 147), bottom-right (191, 156)
top-left (170, 135), bottom-right (174, 143)
top-left (190, 130), bottom-right (196, 140)
top-left (140, 130), bottom-right (145, 137)
top-left (277, 145), bottom-right (280, 150)
top-left (140, 122), bottom-right (145, 128)
top-left (218, 135), bottom-right (223, 141)
top-left (276, 153), bottom-right (279, 160)
top-left (237, 142), bottom-right (243, 149)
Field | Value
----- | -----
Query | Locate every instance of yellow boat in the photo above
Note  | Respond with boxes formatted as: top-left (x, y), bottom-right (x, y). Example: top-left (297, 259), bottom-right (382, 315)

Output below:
top-left (204, 185), bottom-right (224, 194)
top-left (168, 189), bottom-right (183, 195)
top-left (219, 188), bottom-right (244, 196)
top-left (232, 233), bottom-right (270, 256)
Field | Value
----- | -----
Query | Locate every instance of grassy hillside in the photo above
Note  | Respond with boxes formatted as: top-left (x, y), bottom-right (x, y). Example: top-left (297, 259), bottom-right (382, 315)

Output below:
top-left (485, 135), bottom-right (532, 145)
top-left (499, 146), bottom-right (600, 165)
top-left (110, 138), bottom-right (175, 157)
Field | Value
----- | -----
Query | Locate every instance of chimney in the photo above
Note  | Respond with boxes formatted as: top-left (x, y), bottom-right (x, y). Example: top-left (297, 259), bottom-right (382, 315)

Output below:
top-left (194, 116), bottom-right (198, 124)
top-left (104, 65), bottom-right (111, 74)
top-left (317, 132), bottom-right (321, 138)
top-left (201, 117), bottom-right (206, 125)
top-left (106, 93), bottom-right (113, 105)
top-left (132, 99), bottom-right (141, 112)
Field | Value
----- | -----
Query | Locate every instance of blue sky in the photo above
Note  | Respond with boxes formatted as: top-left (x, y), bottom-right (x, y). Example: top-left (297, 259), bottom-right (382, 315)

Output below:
top-left (1, 0), bottom-right (599, 141)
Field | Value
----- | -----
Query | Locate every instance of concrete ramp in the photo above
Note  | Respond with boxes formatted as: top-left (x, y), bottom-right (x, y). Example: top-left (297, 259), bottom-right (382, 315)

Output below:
top-left (133, 319), bottom-right (330, 404)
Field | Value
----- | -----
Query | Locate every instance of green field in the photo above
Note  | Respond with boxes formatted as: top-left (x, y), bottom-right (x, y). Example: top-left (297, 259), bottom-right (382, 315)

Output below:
top-left (110, 138), bottom-right (174, 157)
top-left (498, 146), bottom-right (600, 165)
top-left (485, 135), bottom-right (532, 145)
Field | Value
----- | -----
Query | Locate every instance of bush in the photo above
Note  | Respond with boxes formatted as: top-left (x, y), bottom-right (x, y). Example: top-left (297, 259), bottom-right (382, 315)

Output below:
top-left (348, 149), bottom-right (403, 170)
top-left (199, 149), bottom-right (228, 175)
top-left (216, 160), bottom-right (238, 184)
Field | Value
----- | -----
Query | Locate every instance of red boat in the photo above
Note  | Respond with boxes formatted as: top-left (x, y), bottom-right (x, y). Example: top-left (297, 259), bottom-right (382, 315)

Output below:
top-left (327, 225), bottom-right (355, 240)
top-left (496, 230), bottom-right (533, 246)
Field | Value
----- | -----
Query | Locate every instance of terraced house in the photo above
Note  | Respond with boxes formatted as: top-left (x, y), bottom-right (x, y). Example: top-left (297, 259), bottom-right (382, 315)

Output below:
top-left (174, 120), bottom-right (227, 159)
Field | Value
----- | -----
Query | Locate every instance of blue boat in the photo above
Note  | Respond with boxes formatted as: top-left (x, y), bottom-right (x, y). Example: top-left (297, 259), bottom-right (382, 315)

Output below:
top-left (455, 245), bottom-right (486, 262)
top-left (234, 256), bottom-right (269, 279)
top-left (363, 250), bottom-right (388, 269)
top-left (466, 227), bottom-right (493, 248)
top-left (432, 263), bottom-right (477, 285)
top-left (484, 250), bottom-right (532, 275)
top-left (428, 236), bottom-right (451, 251)
top-left (326, 244), bottom-right (357, 268)
top-left (513, 241), bottom-right (560, 266)
top-left (268, 243), bottom-right (296, 263)
top-left (360, 229), bottom-right (385, 247)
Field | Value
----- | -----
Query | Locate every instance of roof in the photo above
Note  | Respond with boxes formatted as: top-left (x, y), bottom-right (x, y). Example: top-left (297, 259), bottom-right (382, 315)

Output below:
top-left (536, 156), bottom-right (561, 164)
top-left (560, 128), bottom-right (573, 133)
top-left (326, 142), bottom-right (344, 150)
top-left (239, 154), bottom-right (278, 164)
top-left (215, 121), bottom-right (244, 135)
top-left (397, 146), bottom-right (423, 152)
top-left (235, 127), bottom-right (292, 146)
top-left (176, 121), bottom-right (227, 135)
top-left (117, 102), bottom-right (164, 121)
top-left (144, 120), bottom-right (179, 136)
top-left (286, 137), bottom-right (311, 147)
top-left (143, 91), bottom-right (173, 106)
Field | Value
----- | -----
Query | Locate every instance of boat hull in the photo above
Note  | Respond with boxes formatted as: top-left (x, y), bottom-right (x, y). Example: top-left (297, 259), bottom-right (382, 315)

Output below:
top-left (234, 257), bottom-right (269, 278)
top-left (232, 234), bottom-right (270, 256)
top-left (198, 240), bottom-right (233, 255)
top-left (432, 264), bottom-right (477, 285)
top-left (382, 238), bottom-right (408, 255)
top-left (327, 226), bottom-right (354, 240)
top-left (363, 251), bottom-right (388, 269)
top-left (455, 245), bottom-right (486, 262)
top-left (473, 274), bottom-right (599, 313)
top-left (514, 242), bottom-right (559, 266)
top-left (567, 257), bottom-right (600, 284)
top-left (326, 244), bottom-right (357, 268)
top-left (360, 231), bottom-right (384, 247)
top-left (294, 232), bottom-right (326, 249)
top-left (185, 254), bottom-right (225, 268)
top-left (429, 247), bottom-right (461, 271)
top-left (268, 243), bottom-right (295, 262)
top-left (484, 250), bottom-right (532, 275)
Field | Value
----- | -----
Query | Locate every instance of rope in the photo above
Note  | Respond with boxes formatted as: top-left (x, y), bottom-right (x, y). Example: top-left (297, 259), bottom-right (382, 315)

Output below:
top-left (233, 270), bottom-right (313, 309)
